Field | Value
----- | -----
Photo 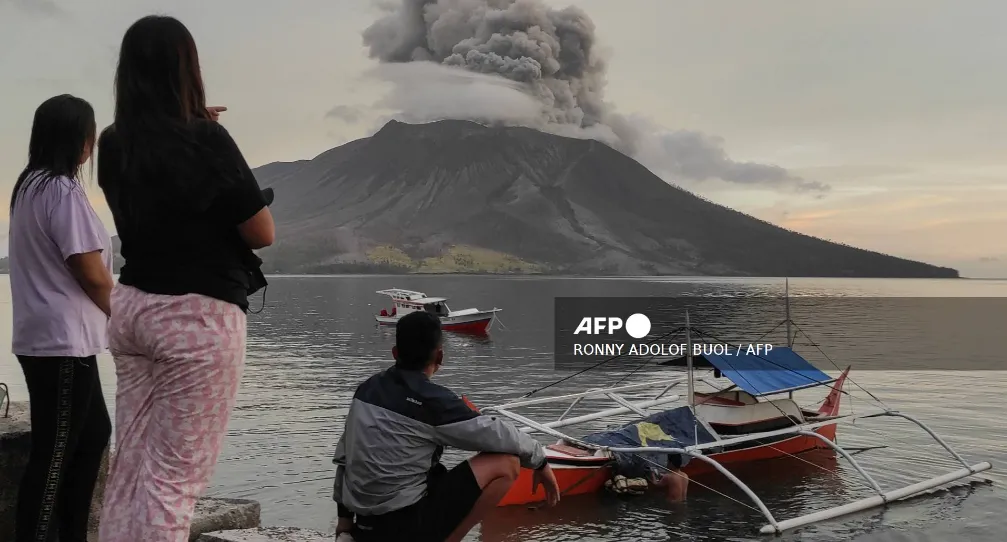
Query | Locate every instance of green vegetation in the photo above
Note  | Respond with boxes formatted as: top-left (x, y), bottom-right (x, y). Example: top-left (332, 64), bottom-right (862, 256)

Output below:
top-left (364, 244), bottom-right (543, 274)
top-left (365, 246), bottom-right (415, 269)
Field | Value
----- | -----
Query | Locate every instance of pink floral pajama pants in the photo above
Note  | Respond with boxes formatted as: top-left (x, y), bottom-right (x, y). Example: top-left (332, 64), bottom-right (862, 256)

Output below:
top-left (98, 284), bottom-right (246, 542)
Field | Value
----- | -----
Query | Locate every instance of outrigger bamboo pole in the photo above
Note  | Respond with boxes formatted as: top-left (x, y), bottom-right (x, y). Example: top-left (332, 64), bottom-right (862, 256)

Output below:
top-left (759, 461), bottom-right (992, 535)
top-left (686, 309), bottom-right (695, 412)
top-left (489, 378), bottom-right (687, 410)
top-left (514, 395), bottom-right (683, 434)
top-left (785, 278), bottom-right (792, 348)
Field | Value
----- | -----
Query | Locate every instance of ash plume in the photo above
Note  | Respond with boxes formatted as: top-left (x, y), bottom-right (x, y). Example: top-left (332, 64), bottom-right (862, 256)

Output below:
top-left (361, 0), bottom-right (826, 193)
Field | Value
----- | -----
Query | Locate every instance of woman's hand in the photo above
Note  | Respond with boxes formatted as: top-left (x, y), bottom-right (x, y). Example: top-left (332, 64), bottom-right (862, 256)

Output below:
top-left (66, 251), bottom-right (114, 317)
top-left (207, 106), bottom-right (227, 121)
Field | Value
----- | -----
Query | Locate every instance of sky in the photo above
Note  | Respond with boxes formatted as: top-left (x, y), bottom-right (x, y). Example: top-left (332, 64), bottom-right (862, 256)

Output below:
top-left (1, 0), bottom-right (1005, 277)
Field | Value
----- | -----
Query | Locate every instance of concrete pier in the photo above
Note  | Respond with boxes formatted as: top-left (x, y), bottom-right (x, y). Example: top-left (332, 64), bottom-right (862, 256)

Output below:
top-left (191, 498), bottom-right (263, 540)
top-left (0, 401), bottom-right (106, 539)
top-left (1, 401), bottom-right (261, 541)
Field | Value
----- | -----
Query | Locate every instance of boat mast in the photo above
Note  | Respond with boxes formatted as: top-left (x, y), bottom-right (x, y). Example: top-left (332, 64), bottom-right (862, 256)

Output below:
top-left (785, 278), bottom-right (792, 348)
top-left (686, 309), bottom-right (695, 412)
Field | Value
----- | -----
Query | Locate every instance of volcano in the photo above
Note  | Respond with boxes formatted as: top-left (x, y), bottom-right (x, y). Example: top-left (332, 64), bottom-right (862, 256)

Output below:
top-left (251, 119), bottom-right (957, 277)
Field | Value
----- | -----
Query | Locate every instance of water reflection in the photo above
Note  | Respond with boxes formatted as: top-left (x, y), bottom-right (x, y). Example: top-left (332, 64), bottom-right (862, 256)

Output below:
top-left (481, 450), bottom-right (848, 542)
top-left (213, 276), bottom-right (1007, 541)
top-left (4, 276), bottom-right (1003, 541)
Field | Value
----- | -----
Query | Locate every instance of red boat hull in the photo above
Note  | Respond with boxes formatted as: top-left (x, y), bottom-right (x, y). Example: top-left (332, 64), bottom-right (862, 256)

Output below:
top-left (498, 464), bottom-right (613, 507)
top-left (683, 423), bottom-right (836, 476)
top-left (377, 316), bottom-right (494, 334)
top-left (498, 423), bottom-right (837, 507)
top-left (441, 318), bottom-right (494, 333)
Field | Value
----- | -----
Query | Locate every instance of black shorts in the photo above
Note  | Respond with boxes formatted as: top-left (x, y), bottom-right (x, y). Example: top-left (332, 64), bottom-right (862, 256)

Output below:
top-left (353, 461), bottom-right (483, 542)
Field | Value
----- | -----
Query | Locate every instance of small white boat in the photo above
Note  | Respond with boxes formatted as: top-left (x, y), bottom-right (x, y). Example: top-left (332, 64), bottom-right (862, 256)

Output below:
top-left (374, 288), bottom-right (501, 334)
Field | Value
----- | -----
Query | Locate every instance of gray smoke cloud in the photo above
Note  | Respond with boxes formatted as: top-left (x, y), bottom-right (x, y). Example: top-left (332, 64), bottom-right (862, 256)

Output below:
top-left (361, 0), bottom-right (827, 193)
top-left (325, 105), bottom-right (364, 124)
top-left (368, 61), bottom-right (544, 126)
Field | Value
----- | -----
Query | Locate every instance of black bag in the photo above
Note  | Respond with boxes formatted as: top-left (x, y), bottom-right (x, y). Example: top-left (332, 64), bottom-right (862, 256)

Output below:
top-left (247, 265), bottom-right (267, 296)
top-left (244, 251), bottom-right (267, 296)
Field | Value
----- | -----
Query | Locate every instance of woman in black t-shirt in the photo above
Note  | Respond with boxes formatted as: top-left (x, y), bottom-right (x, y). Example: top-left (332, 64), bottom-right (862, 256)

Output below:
top-left (95, 15), bottom-right (275, 542)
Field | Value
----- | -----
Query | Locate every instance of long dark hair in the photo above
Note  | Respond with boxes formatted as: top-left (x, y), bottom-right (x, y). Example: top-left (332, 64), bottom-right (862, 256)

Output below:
top-left (107, 15), bottom-right (226, 204)
top-left (10, 95), bottom-right (96, 213)
top-left (114, 15), bottom-right (209, 126)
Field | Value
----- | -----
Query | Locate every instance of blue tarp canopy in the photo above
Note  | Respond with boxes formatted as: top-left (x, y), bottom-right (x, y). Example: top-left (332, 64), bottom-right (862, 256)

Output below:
top-left (659, 346), bottom-right (833, 396)
top-left (581, 406), bottom-right (716, 478)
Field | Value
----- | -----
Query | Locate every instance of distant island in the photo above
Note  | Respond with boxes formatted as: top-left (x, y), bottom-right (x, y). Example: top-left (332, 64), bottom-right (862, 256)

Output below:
top-left (0, 120), bottom-right (958, 278)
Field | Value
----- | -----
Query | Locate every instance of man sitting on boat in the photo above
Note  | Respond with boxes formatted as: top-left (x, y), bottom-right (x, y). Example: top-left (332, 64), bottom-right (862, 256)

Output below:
top-left (332, 311), bottom-right (561, 542)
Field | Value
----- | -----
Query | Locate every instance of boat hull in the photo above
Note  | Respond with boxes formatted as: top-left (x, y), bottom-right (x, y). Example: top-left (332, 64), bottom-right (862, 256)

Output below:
top-left (683, 423), bottom-right (836, 476)
top-left (375, 312), bottom-right (496, 333)
top-left (498, 463), bottom-right (613, 507)
top-left (497, 422), bottom-right (838, 506)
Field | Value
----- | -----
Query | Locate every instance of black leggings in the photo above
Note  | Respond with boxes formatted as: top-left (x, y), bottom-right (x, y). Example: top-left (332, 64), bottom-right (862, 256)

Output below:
top-left (16, 356), bottom-right (111, 542)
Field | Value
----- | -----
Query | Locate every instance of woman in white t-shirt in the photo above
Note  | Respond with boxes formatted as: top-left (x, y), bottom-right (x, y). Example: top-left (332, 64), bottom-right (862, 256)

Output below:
top-left (8, 94), bottom-right (115, 542)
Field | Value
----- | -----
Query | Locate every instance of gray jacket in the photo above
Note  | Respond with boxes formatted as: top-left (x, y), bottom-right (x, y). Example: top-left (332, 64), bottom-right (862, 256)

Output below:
top-left (332, 367), bottom-right (546, 516)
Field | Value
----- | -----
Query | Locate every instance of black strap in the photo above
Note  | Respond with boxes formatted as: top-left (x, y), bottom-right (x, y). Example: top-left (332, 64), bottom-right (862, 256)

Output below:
top-left (248, 284), bottom-right (267, 314)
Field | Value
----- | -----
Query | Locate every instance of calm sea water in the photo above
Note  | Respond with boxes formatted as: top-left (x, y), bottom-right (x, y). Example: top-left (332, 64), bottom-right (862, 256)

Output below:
top-left (1, 276), bottom-right (1005, 541)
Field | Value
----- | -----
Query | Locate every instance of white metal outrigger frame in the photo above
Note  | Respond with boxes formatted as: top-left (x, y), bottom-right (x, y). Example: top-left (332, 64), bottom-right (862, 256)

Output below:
top-left (482, 378), bottom-right (993, 536)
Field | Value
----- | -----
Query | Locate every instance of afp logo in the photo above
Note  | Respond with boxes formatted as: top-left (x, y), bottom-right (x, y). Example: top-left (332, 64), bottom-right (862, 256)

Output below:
top-left (573, 313), bottom-right (651, 339)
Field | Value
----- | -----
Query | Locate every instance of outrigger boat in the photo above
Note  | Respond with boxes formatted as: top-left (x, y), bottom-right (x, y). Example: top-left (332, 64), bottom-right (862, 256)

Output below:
top-left (375, 288), bottom-right (501, 333)
top-left (481, 307), bottom-right (993, 536)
